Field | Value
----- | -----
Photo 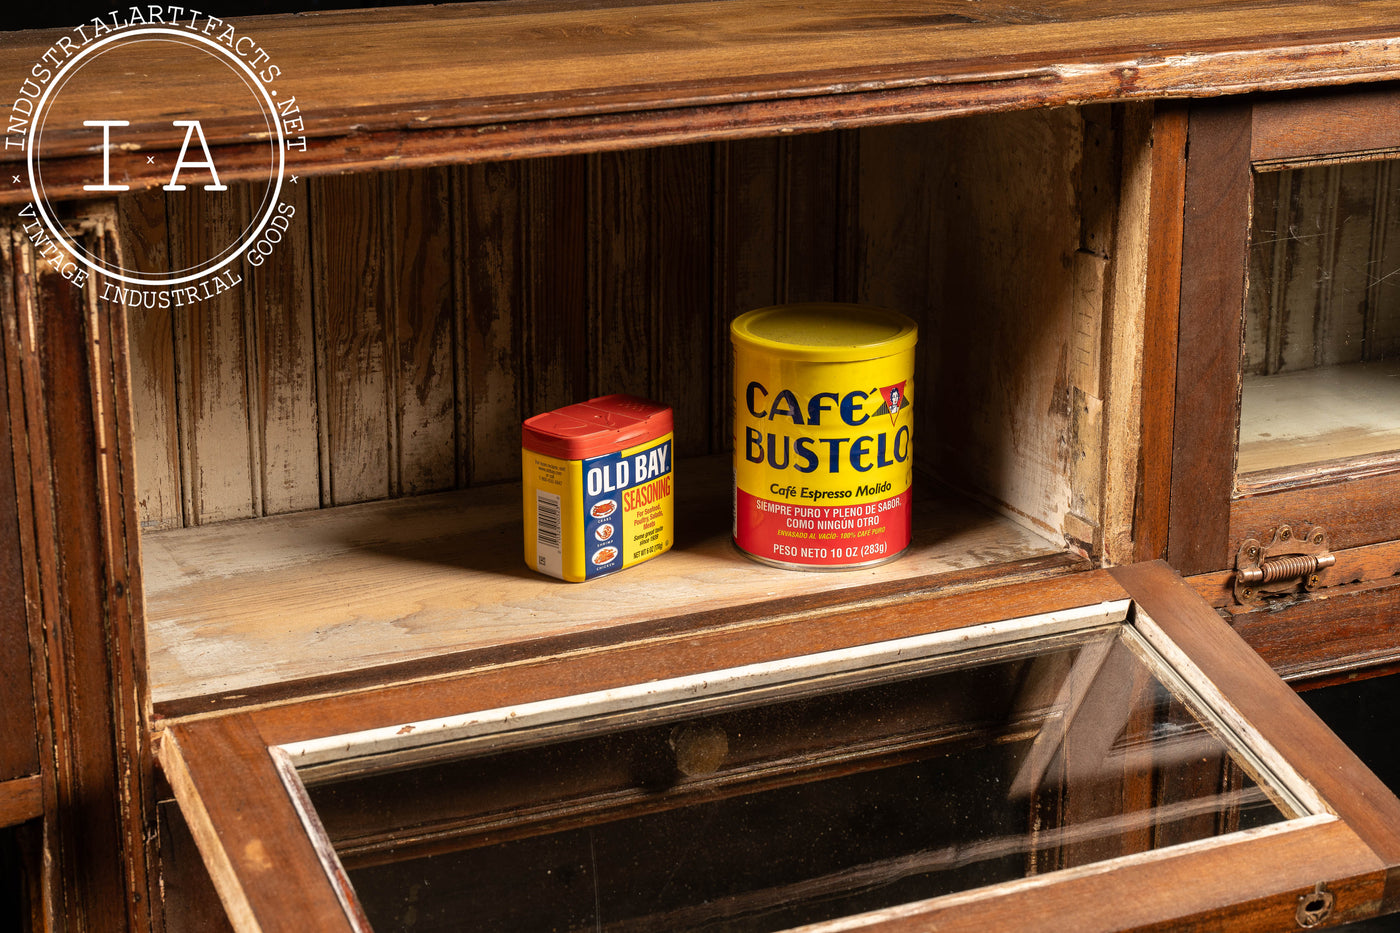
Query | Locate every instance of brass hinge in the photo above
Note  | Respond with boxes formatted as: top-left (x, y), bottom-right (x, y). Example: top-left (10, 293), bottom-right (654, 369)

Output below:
top-left (1234, 524), bottom-right (1334, 604)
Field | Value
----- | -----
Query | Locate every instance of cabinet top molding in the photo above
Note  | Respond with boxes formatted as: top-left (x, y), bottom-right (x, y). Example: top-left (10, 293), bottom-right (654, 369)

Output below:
top-left (3, 0), bottom-right (1400, 196)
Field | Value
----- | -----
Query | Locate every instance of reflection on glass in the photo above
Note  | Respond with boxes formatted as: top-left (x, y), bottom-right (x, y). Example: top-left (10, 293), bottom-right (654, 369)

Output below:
top-left (297, 626), bottom-right (1296, 932)
top-left (1243, 161), bottom-right (1400, 477)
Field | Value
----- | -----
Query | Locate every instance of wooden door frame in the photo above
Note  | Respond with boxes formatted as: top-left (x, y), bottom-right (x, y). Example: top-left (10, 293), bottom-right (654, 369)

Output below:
top-left (0, 214), bottom-right (157, 932)
top-left (1166, 89), bottom-right (1400, 576)
top-left (159, 564), bottom-right (1400, 932)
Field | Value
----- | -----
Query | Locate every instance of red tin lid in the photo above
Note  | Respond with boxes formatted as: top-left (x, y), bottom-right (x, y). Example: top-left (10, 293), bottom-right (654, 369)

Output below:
top-left (522, 394), bottom-right (673, 460)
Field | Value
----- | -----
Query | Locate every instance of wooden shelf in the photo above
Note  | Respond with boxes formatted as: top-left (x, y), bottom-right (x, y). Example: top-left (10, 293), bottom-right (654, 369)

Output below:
top-left (7, 0), bottom-right (1400, 201)
top-left (141, 455), bottom-right (1073, 709)
top-left (1238, 359), bottom-right (1400, 476)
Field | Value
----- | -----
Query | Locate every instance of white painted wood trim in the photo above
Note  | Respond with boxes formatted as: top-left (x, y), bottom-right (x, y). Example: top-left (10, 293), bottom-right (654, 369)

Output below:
top-left (280, 599), bottom-right (1131, 769)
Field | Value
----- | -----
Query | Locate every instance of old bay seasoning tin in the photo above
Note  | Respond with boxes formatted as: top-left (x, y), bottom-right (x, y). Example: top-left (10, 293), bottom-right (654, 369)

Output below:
top-left (523, 394), bottom-right (674, 582)
top-left (733, 304), bottom-right (917, 570)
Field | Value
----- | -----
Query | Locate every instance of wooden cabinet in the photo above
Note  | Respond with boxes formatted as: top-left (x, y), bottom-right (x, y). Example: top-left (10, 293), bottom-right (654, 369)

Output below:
top-left (1166, 90), bottom-right (1400, 682)
top-left (4, 1), bottom-right (1400, 930)
top-left (0, 285), bottom-right (40, 927)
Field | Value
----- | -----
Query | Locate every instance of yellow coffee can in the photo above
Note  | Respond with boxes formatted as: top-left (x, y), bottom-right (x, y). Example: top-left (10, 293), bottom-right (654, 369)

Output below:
top-left (732, 303), bottom-right (917, 570)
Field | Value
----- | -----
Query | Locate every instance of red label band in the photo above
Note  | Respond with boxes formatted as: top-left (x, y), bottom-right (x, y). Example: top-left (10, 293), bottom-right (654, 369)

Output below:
top-left (735, 488), bottom-right (910, 566)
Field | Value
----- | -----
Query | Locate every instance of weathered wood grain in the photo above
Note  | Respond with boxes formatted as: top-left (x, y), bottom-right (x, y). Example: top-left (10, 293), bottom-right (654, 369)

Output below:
top-left (11, 0), bottom-right (1400, 203)
top-left (1232, 465), bottom-right (1400, 553)
top-left (310, 173), bottom-right (393, 506)
top-left (142, 454), bottom-right (1069, 705)
top-left (0, 236), bottom-right (36, 785)
top-left (460, 160), bottom-right (524, 486)
top-left (712, 138), bottom-right (782, 452)
top-left (0, 775), bottom-right (40, 828)
top-left (3, 219), bottom-right (155, 931)
top-left (524, 156), bottom-right (589, 417)
top-left (925, 109), bottom-right (1084, 540)
top-left (1099, 103), bottom-right (1158, 565)
top-left (1131, 102), bottom-right (1189, 567)
top-left (591, 149), bottom-right (653, 401)
top-left (782, 133), bottom-right (847, 304)
top-left (170, 187), bottom-right (258, 524)
top-left (1167, 102), bottom-right (1251, 574)
top-left (653, 143), bottom-right (715, 458)
top-left (389, 168), bottom-right (456, 497)
top-left (247, 181), bottom-right (320, 517)
top-left (1229, 577), bottom-right (1400, 682)
top-left (117, 191), bottom-right (183, 531)
top-left (1251, 86), bottom-right (1400, 164)
top-left (1113, 560), bottom-right (1400, 909)
top-left (1188, 537), bottom-right (1400, 608)
top-left (159, 720), bottom-right (364, 933)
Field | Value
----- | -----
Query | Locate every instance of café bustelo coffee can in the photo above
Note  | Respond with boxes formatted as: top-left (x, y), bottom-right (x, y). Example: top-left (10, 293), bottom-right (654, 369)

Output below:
top-left (732, 303), bottom-right (917, 570)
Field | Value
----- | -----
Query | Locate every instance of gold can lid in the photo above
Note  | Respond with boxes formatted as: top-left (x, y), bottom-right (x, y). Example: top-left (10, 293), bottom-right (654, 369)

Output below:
top-left (731, 303), bottom-right (917, 362)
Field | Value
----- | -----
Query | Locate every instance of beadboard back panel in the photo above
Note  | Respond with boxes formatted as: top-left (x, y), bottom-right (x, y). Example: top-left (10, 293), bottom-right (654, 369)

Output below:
top-left (123, 111), bottom-right (1101, 543)
top-left (1247, 161), bottom-right (1400, 377)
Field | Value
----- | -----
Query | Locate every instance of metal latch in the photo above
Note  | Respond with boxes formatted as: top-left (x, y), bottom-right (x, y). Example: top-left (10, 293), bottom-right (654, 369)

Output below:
top-left (1296, 881), bottom-right (1334, 928)
top-left (1234, 524), bottom-right (1333, 604)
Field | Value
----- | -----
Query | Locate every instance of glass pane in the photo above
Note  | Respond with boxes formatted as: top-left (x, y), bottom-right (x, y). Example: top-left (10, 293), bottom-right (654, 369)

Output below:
top-left (293, 623), bottom-right (1299, 932)
top-left (1242, 161), bottom-right (1400, 477)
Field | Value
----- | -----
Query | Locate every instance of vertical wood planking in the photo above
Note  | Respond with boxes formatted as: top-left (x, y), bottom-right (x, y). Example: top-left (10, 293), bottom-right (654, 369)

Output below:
top-left (246, 182), bottom-right (320, 516)
top-left (1132, 106), bottom-right (1188, 564)
top-left (6, 224), bottom-right (155, 931)
top-left (310, 173), bottom-right (392, 506)
top-left (120, 134), bottom-right (1116, 528)
top-left (1317, 163), bottom-right (1374, 368)
top-left (713, 139), bottom-right (782, 452)
top-left (854, 123), bottom-right (938, 517)
top-left (1275, 167), bottom-right (1335, 373)
top-left (1243, 169), bottom-right (1284, 376)
top-left (1371, 161), bottom-right (1400, 360)
top-left (461, 161), bottom-right (523, 486)
top-left (117, 190), bottom-right (182, 530)
top-left (925, 110), bottom-right (1083, 536)
top-left (652, 143), bottom-right (713, 457)
top-left (854, 124), bottom-right (934, 321)
top-left (169, 188), bottom-right (257, 524)
top-left (390, 167), bottom-right (457, 496)
top-left (525, 155), bottom-right (589, 416)
top-left (1248, 163), bottom-right (1386, 375)
top-left (781, 133), bottom-right (844, 303)
top-left (591, 149), bottom-right (653, 400)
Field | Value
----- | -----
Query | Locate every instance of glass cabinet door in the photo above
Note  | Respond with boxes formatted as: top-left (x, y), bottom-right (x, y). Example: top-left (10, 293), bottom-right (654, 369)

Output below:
top-left (1168, 91), bottom-right (1400, 580)
top-left (1242, 161), bottom-right (1400, 479)
top-left (157, 564), bottom-right (1400, 933)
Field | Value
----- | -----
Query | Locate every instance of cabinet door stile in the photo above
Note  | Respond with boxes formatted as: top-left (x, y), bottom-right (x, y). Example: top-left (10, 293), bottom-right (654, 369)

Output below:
top-left (161, 716), bottom-right (367, 933)
top-left (1167, 104), bottom-right (1252, 575)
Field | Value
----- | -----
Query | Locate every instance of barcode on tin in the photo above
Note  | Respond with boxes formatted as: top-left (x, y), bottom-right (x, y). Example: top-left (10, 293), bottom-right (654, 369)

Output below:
top-left (535, 489), bottom-right (563, 577)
